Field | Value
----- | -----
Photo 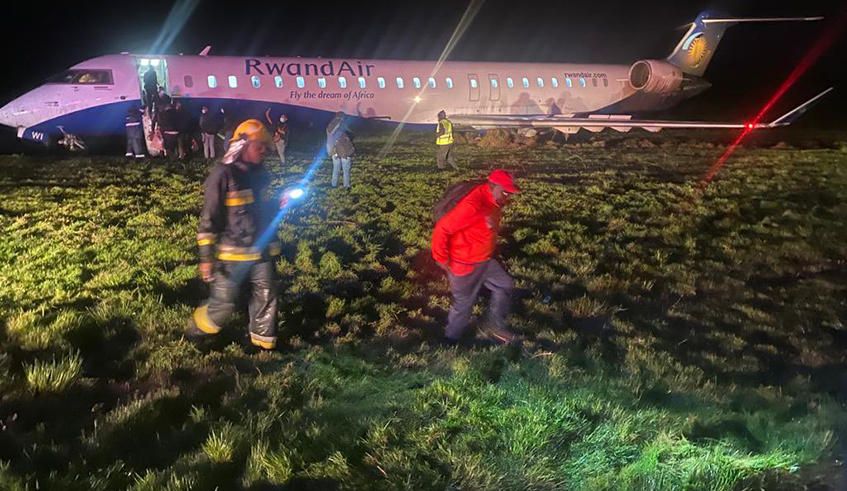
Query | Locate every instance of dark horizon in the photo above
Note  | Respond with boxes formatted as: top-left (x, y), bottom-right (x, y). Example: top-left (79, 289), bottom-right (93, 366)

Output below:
top-left (2, 0), bottom-right (845, 148)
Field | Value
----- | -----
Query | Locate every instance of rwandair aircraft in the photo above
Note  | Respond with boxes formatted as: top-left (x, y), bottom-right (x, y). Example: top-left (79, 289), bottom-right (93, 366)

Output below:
top-left (0, 11), bottom-right (831, 150)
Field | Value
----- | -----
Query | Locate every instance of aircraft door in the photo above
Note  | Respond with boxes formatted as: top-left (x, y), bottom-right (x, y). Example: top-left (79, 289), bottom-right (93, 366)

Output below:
top-left (134, 57), bottom-right (170, 107)
top-left (488, 74), bottom-right (500, 101)
top-left (468, 74), bottom-right (479, 102)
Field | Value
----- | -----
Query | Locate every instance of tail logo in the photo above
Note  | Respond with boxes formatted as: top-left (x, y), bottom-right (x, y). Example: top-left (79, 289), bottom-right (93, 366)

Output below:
top-left (684, 33), bottom-right (709, 67)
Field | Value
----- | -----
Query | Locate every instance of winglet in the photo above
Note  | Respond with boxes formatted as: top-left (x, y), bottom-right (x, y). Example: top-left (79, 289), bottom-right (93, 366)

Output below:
top-left (768, 87), bottom-right (834, 127)
top-left (199, 46), bottom-right (211, 56)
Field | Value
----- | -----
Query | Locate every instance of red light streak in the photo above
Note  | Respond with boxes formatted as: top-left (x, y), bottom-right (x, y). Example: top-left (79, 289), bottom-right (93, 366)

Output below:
top-left (700, 13), bottom-right (844, 186)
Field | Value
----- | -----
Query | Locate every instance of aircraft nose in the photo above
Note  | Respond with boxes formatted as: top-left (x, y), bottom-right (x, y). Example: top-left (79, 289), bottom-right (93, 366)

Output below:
top-left (0, 102), bottom-right (15, 128)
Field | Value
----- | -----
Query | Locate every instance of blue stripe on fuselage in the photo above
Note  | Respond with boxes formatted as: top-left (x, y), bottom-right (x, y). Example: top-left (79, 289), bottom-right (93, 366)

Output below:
top-left (25, 97), bottom-right (428, 142)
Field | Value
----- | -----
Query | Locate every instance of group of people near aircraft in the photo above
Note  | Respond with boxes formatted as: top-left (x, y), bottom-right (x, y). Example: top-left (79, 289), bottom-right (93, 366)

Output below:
top-left (185, 110), bottom-right (520, 350)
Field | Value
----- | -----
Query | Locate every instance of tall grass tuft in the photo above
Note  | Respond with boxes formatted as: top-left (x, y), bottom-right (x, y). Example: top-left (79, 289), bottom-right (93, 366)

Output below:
top-left (24, 351), bottom-right (82, 393)
top-left (203, 423), bottom-right (238, 463)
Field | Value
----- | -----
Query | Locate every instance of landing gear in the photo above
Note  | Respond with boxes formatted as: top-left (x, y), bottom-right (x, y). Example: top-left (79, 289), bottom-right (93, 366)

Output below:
top-left (57, 126), bottom-right (87, 152)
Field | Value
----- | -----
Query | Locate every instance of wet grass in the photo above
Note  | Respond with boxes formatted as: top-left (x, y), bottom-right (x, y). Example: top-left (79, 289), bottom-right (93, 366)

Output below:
top-left (0, 129), bottom-right (846, 490)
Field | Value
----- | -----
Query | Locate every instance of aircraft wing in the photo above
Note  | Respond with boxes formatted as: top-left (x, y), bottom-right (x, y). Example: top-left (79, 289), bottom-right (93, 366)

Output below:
top-left (450, 87), bottom-right (833, 132)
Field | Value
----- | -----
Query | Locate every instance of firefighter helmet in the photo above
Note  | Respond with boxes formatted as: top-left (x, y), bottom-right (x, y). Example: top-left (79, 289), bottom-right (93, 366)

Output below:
top-left (230, 119), bottom-right (272, 143)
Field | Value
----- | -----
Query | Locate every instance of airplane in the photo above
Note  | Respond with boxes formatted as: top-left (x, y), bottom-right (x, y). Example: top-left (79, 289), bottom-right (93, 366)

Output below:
top-left (0, 10), bottom-right (832, 152)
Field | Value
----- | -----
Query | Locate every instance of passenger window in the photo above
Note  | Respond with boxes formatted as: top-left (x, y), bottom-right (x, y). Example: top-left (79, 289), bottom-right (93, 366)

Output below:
top-left (428, 77), bottom-right (436, 88)
top-left (396, 77), bottom-right (404, 88)
top-left (297, 76), bottom-right (305, 88)
top-left (358, 77), bottom-right (367, 88)
top-left (228, 75), bottom-right (238, 88)
top-left (566, 77), bottom-right (572, 88)
top-left (580, 78), bottom-right (586, 87)
top-left (446, 77), bottom-right (453, 88)
top-left (184, 75), bottom-right (193, 88)
top-left (378, 77), bottom-right (386, 88)
top-left (490, 78), bottom-right (498, 88)
top-left (338, 76), bottom-right (347, 88)
top-left (522, 77), bottom-right (529, 88)
top-left (275, 76), bottom-right (283, 88)
top-left (603, 78), bottom-right (609, 87)
top-left (251, 76), bottom-right (260, 88)
top-left (470, 78), bottom-right (478, 88)
top-left (318, 78), bottom-right (327, 88)
top-left (507, 77), bottom-right (514, 88)
top-left (537, 77), bottom-right (544, 88)
top-left (592, 78), bottom-right (598, 87)
top-left (551, 77), bottom-right (558, 88)
top-left (207, 75), bottom-right (217, 88)
top-left (413, 77), bottom-right (421, 89)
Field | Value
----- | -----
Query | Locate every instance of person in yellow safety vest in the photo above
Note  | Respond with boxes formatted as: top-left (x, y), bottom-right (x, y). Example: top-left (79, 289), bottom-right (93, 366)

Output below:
top-left (186, 119), bottom-right (287, 350)
top-left (436, 110), bottom-right (459, 170)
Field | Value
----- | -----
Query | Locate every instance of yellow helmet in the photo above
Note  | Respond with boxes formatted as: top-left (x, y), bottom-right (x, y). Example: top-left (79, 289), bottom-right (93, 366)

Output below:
top-left (230, 119), bottom-right (272, 143)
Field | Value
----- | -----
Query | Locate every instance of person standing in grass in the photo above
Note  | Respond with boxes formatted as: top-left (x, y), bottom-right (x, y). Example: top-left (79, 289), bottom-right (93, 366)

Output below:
top-left (199, 106), bottom-right (222, 160)
top-left (187, 119), bottom-right (286, 350)
top-left (436, 110), bottom-right (459, 170)
top-left (431, 169), bottom-right (520, 345)
top-left (265, 108), bottom-right (290, 164)
top-left (124, 105), bottom-right (146, 159)
top-left (326, 111), bottom-right (355, 189)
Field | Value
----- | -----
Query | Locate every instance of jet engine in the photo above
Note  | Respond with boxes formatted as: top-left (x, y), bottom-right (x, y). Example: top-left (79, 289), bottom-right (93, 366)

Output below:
top-left (628, 60), bottom-right (684, 94)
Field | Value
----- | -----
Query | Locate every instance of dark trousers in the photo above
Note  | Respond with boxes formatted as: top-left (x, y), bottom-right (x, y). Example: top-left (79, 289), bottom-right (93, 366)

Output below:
top-left (163, 131), bottom-right (179, 159)
top-left (189, 261), bottom-right (278, 349)
top-left (437, 144), bottom-right (458, 170)
top-left (125, 125), bottom-right (145, 157)
top-left (445, 259), bottom-right (514, 341)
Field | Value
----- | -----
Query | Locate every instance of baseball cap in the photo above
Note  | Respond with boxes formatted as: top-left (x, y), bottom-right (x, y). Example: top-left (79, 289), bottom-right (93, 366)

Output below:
top-left (488, 169), bottom-right (520, 193)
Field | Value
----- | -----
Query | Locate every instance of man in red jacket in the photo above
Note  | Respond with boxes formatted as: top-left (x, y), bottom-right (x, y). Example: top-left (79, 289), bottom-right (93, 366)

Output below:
top-left (431, 169), bottom-right (520, 345)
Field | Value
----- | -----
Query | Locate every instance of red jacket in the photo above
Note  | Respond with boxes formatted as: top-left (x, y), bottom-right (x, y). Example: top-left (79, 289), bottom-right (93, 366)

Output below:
top-left (432, 183), bottom-right (502, 276)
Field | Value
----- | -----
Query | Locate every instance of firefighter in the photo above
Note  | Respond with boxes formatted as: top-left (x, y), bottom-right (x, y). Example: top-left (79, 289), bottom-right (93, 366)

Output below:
top-left (124, 105), bottom-right (146, 159)
top-left (431, 169), bottom-right (520, 345)
top-left (436, 110), bottom-right (459, 170)
top-left (186, 119), bottom-right (285, 350)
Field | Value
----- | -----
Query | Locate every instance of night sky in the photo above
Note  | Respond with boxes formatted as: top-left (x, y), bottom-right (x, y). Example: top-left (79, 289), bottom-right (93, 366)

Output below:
top-left (1, 0), bottom-right (845, 136)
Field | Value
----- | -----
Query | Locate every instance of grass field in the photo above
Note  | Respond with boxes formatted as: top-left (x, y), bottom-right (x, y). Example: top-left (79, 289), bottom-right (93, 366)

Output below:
top-left (1, 129), bottom-right (846, 490)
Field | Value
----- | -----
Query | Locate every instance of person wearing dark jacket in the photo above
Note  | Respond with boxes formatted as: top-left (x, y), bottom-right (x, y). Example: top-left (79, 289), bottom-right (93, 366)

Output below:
top-left (125, 105), bottom-right (146, 159)
top-left (187, 119), bottom-right (285, 350)
top-left (265, 108), bottom-right (290, 164)
top-left (143, 67), bottom-right (158, 110)
top-left (326, 111), bottom-right (355, 188)
top-left (199, 106), bottom-right (222, 160)
top-left (157, 102), bottom-right (179, 159)
top-left (174, 101), bottom-right (190, 159)
top-left (431, 169), bottom-right (521, 345)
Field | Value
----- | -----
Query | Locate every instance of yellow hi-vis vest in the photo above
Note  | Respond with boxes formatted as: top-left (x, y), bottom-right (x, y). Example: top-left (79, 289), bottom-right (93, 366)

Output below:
top-left (437, 119), bottom-right (454, 145)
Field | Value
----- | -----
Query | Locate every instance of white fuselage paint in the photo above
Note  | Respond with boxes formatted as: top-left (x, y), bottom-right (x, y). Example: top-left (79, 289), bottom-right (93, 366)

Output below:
top-left (0, 53), bottom-right (680, 139)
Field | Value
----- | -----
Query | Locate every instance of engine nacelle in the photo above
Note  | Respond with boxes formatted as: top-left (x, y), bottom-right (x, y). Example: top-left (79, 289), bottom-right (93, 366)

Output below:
top-left (628, 60), bottom-right (684, 94)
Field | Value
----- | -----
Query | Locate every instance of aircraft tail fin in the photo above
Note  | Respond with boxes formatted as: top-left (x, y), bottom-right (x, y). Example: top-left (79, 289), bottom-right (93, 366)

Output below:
top-left (666, 11), bottom-right (823, 77)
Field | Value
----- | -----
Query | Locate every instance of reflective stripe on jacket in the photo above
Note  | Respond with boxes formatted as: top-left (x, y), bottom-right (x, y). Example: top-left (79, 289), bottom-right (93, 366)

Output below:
top-left (197, 161), bottom-right (280, 263)
top-left (436, 118), bottom-right (454, 145)
top-left (431, 183), bottom-right (501, 276)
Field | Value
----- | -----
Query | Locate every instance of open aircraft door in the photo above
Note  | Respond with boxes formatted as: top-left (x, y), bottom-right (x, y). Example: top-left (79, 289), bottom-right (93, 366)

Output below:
top-left (133, 56), bottom-right (169, 156)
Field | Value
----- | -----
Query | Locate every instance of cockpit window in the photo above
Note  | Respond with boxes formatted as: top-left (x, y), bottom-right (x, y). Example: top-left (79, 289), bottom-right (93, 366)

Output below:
top-left (47, 69), bottom-right (114, 85)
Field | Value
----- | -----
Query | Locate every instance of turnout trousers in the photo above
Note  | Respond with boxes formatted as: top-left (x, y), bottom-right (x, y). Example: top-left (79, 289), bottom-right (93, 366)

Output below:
top-left (125, 125), bottom-right (146, 158)
top-left (189, 260), bottom-right (278, 349)
top-left (445, 259), bottom-right (514, 341)
top-left (436, 143), bottom-right (458, 170)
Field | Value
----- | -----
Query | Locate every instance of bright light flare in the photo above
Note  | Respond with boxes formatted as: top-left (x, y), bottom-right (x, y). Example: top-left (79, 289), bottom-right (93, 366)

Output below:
top-left (288, 188), bottom-right (304, 199)
top-left (413, 96), bottom-right (422, 103)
